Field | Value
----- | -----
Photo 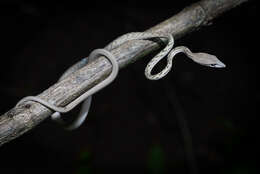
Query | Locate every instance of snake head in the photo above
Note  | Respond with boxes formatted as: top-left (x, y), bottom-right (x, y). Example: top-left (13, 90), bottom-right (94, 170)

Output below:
top-left (190, 52), bottom-right (226, 68)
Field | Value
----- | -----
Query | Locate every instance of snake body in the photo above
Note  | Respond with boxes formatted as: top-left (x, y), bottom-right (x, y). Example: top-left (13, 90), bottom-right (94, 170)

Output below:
top-left (16, 32), bottom-right (225, 130)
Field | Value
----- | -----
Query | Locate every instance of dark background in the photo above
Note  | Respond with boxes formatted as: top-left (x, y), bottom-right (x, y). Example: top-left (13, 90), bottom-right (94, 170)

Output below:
top-left (0, 0), bottom-right (257, 174)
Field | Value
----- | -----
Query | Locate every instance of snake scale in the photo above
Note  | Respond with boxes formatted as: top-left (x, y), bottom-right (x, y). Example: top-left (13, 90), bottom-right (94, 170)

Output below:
top-left (16, 32), bottom-right (225, 130)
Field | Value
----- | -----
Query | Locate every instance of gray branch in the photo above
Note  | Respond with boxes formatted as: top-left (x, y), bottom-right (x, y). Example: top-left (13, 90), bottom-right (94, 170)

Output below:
top-left (0, 0), bottom-right (247, 146)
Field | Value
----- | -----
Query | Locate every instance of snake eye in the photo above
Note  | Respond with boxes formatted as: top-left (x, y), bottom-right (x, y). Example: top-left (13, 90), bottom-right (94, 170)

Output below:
top-left (210, 63), bottom-right (217, 67)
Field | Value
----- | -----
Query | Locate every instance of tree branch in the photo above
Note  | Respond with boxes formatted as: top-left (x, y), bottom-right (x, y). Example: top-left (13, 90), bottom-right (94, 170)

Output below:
top-left (0, 0), bottom-right (248, 146)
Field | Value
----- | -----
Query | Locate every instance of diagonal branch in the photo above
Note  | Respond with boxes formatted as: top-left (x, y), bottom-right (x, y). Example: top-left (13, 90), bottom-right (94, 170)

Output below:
top-left (0, 0), bottom-right (248, 146)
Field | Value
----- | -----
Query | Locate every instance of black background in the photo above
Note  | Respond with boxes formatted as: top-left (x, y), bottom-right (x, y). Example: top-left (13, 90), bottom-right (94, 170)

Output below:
top-left (0, 0), bottom-right (257, 174)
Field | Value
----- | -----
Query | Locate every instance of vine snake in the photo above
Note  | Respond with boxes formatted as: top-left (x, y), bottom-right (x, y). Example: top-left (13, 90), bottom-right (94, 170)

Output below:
top-left (16, 32), bottom-right (225, 130)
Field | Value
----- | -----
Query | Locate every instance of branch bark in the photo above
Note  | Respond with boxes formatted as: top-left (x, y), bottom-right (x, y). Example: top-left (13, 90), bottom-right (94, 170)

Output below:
top-left (0, 0), bottom-right (248, 146)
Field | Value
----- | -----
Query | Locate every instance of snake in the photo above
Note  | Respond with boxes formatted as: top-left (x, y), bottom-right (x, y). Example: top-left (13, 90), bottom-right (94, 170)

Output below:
top-left (16, 32), bottom-right (225, 130)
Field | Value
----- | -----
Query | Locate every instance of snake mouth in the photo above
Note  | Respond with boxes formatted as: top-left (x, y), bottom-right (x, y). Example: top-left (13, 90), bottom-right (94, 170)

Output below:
top-left (208, 61), bottom-right (226, 68)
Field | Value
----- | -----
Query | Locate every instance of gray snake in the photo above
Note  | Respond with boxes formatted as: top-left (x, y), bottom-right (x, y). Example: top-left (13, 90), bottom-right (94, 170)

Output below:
top-left (16, 32), bottom-right (225, 130)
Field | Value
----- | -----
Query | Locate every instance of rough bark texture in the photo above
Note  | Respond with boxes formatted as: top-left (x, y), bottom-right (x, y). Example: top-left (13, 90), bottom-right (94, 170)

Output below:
top-left (0, 0), bottom-right (248, 146)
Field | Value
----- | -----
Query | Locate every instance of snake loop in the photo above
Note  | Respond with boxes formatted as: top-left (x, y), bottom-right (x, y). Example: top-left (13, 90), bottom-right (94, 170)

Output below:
top-left (16, 49), bottom-right (119, 130)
